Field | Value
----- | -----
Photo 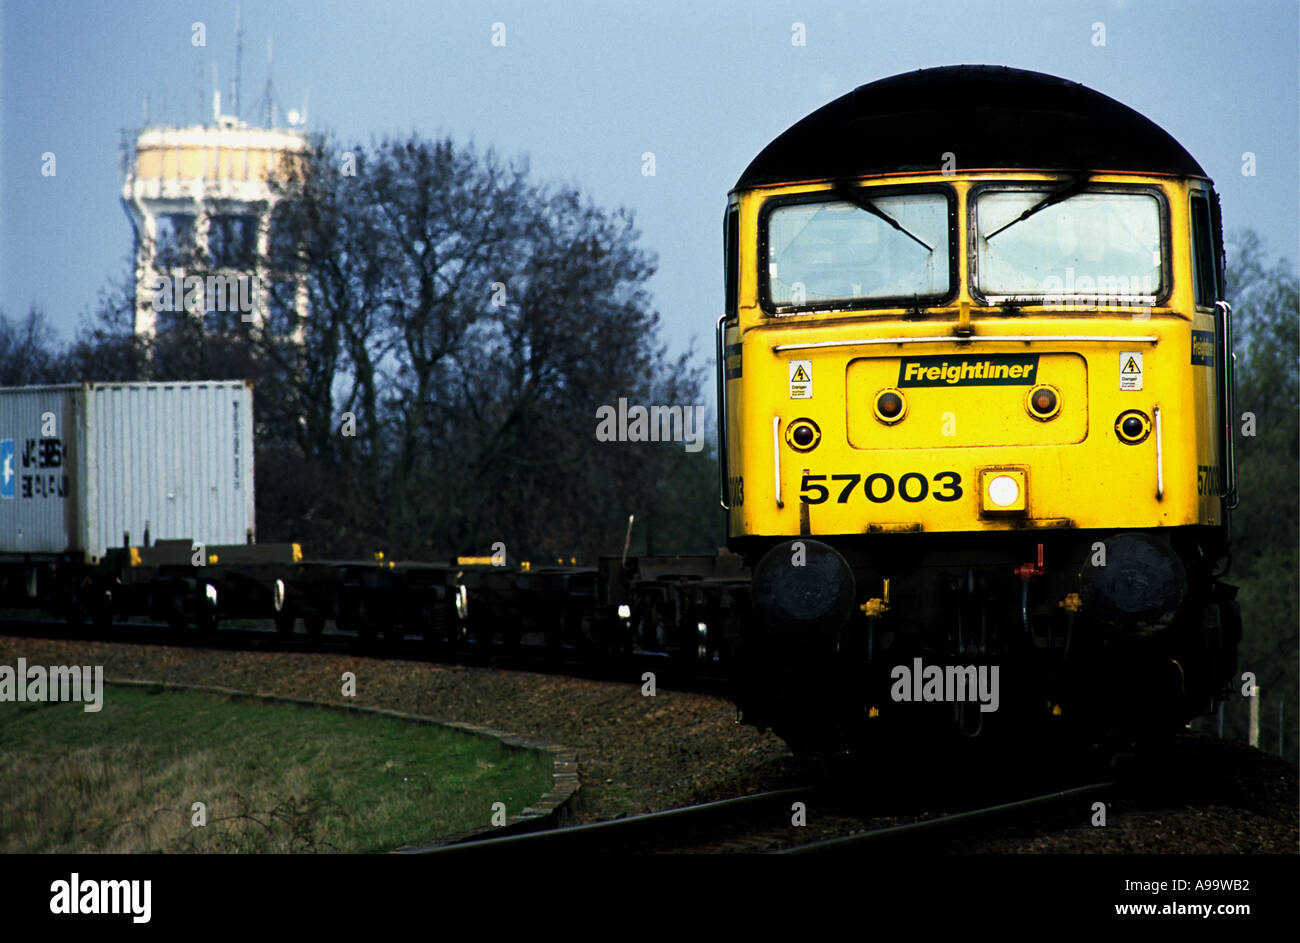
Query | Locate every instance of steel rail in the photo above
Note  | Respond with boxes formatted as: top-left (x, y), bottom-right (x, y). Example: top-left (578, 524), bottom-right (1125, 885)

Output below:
top-left (405, 787), bottom-right (816, 854)
top-left (774, 781), bottom-right (1116, 854)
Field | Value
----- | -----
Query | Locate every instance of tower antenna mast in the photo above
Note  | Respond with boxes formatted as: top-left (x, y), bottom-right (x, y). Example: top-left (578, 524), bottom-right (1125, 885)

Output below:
top-left (264, 37), bottom-right (275, 127)
top-left (233, 1), bottom-right (244, 119)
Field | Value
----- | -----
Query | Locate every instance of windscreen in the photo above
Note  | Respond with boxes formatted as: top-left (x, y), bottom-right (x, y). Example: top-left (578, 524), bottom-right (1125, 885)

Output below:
top-left (975, 190), bottom-right (1162, 302)
top-left (765, 191), bottom-right (951, 309)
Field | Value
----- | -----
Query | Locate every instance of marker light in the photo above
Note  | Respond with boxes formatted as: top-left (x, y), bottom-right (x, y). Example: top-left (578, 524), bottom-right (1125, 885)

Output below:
top-left (785, 418), bottom-right (821, 452)
top-left (874, 389), bottom-right (907, 424)
top-left (1026, 385), bottom-right (1060, 421)
top-left (1115, 410), bottom-right (1151, 444)
top-left (978, 467), bottom-right (1028, 515)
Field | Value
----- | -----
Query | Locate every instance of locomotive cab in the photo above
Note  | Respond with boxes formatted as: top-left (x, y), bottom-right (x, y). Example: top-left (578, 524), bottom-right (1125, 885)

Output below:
top-left (717, 66), bottom-right (1241, 754)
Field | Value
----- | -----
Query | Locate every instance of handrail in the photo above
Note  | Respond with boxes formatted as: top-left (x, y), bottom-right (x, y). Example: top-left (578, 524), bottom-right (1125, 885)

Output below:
top-left (716, 314), bottom-right (730, 510)
top-left (772, 334), bottom-right (1158, 353)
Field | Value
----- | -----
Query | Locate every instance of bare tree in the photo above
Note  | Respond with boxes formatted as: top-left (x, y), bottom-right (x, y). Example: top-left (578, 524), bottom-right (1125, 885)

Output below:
top-left (263, 132), bottom-right (707, 560)
top-left (0, 307), bottom-right (62, 385)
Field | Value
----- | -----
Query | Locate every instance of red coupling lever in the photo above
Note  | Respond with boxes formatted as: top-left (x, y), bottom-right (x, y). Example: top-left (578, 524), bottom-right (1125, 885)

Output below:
top-left (1013, 542), bottom-right (1045, 580)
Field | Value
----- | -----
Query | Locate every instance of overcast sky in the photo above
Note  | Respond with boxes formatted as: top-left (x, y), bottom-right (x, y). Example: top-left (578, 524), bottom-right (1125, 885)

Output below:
top-left (2, 0), bottom-right (1296, 373)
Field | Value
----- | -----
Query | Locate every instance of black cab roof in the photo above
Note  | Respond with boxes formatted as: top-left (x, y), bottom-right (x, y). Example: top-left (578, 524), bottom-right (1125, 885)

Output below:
top-left (736, 65), bottom-right (1206, 189)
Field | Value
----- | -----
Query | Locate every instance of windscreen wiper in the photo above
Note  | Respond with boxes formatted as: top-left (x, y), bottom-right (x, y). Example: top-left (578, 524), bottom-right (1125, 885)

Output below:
top-left (832, 181), bottom-right (933, 252)
top-left (983, 171), bottom-right (1094, 241)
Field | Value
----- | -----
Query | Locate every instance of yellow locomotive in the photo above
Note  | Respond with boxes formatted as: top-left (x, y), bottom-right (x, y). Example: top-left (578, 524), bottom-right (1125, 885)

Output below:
top-left (717, 66), bottom-right (1241, 754)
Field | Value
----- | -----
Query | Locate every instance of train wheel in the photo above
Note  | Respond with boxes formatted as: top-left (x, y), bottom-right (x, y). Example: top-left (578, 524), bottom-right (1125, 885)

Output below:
top-left (423, 602), bottom-right (454, 653)
top-left (542, 605), bottom-right (566, 653)
top-left (497, 625), bottom-right (523, 652)
top-left (275, 611), bottom-right (297, 635)
top-left (586, 610), bottom-right (630, 657)
top-left (87, 581), bottom-right (117, 631)
top-left (304, 614), bottom-right (325, 637)
top-left (339, 597), bottom-right (374, 641)
top-left (196, 582), bottom-right (219, 634)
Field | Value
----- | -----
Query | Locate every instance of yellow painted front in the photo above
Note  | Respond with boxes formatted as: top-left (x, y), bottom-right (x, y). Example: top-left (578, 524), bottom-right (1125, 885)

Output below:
top-left (723, 172), bottom-right (1224, 538)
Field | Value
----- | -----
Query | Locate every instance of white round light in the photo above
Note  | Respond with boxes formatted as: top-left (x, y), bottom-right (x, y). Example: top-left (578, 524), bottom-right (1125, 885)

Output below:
top-left (988, 475), bottom-right (1020, 507)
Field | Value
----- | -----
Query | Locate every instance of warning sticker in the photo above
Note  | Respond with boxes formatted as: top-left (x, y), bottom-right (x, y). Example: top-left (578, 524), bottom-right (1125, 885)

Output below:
top-left (1120, 351), bottom-right (1143, 391)
top-left (789, 360), bottom-right (812, 399)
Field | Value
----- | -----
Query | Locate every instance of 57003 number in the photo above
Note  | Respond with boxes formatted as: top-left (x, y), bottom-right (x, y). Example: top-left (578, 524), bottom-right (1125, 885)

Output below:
top-left (799, 471), bottom-right (962, 505)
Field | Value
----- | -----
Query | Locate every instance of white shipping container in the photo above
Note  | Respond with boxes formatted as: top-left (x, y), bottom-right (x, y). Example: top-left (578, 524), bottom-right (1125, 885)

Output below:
top-left (0, 381), bottom-right (255, 561)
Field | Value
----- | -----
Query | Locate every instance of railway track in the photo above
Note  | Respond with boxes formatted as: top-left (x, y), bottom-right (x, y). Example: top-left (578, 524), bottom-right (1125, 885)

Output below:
top-left (776, 782), bottom-right (1116, 854)
top-left (401, 787), bottom-right (817, 854)
top-left (406, 781), bottom-right (1117, 855)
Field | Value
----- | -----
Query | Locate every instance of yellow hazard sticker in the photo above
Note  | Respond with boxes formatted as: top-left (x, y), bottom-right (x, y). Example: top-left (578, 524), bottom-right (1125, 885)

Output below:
top-left (1120, 351), bottom-right (1143, 391)
top-left (789, 360), bottom-right (812, 399)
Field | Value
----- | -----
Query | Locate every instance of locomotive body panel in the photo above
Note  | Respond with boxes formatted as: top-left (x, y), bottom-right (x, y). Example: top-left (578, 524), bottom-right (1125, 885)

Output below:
top-left (723, 171), bottom-right (1229, 539)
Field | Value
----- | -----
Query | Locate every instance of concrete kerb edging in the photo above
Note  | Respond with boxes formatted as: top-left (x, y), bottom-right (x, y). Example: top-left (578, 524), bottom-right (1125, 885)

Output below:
top-left (106, 679), bottom-right (582, 851)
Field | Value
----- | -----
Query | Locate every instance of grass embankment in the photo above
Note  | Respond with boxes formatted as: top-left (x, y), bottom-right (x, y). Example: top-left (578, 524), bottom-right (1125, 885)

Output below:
top-left (0, 684), bottom-right (553, 853)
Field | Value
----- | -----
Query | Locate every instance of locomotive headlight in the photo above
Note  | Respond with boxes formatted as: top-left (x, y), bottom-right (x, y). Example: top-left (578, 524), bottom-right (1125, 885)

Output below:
top-left (978, 468), bottom-right (1027, 515)
top-left (988, 476), bottom-right (1019, 506)
top-left (873, 389), bottom-right (907, 424)
top-left (785, 418), bottom-right (821, 452)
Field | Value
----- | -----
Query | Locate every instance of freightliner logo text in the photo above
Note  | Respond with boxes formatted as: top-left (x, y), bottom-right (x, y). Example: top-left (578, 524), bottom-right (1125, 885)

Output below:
top-left (898, 355), bottom-right (1040, 387)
